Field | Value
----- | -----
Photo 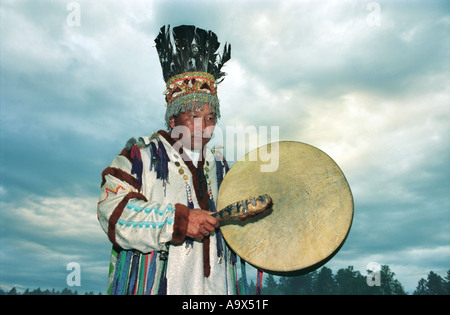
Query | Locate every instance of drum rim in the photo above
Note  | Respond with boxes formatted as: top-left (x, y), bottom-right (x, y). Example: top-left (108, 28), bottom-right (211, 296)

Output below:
top-left (217, 140), bottom-right (354, 273)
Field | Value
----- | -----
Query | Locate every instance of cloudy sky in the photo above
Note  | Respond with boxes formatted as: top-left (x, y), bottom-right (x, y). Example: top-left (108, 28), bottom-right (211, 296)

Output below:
top-left (1, 0), bottom-right (449, 294)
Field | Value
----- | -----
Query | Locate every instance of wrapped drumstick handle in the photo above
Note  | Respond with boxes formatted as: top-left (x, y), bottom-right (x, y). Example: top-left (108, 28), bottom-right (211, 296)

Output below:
top-left (212, 194), bottom-right (273, 222)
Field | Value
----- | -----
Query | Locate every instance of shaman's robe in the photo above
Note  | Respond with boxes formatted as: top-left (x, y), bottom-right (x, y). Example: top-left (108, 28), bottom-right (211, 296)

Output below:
top-left (97, 130), bottom-right (237, 295)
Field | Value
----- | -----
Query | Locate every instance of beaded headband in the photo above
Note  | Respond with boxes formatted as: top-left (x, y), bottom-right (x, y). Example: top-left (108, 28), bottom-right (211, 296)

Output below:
top-left (164, 71), bottom-right (217, 105)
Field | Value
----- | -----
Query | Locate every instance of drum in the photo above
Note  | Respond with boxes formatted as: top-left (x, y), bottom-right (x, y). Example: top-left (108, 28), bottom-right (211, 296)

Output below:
top-left (216, 141), bottom-right (353, 273)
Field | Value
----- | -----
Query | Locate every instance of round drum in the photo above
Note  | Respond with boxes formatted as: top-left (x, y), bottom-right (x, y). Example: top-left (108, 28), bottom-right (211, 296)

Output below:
top-left (217, 141), bottom-right (353, 273)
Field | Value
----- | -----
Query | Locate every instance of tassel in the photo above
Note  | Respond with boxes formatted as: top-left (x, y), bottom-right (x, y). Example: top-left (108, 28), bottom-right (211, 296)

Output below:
top-left (157, 258), bottom-right (168, 295)
top-left (233, 263), bottom-right (239, 295)
top-left (130, 145), bottom-right (143, 186)
top-left (148, 141), bottom-right (170, 182)
top-left (215, 229), bottom-right (223, 261)
top-left (126, 252), bottom-right (140, 295)
top-left (240, 258), bottom-right (249, 295)
top-left (158, 274), bottom-right (167, 295)
top-left (137, 253), bottom-right (148, 295)
top-left (256, 269), bottom-right (263, 295)
top-left (223, 159), bottom-right (230, 172)
top-left (157, 246), bottom-right (169, 295)
top-left (110, 250), bottom-right (125, 295)
top-left (230, 249), bottom-right (237, 266)
top-left (230, 250), bottom-right (239, 295)
top-left (224, 244), bottom-right (229, 293)
top-left (145, 251), bottom-right (157, 295)
top-left (157, 140), bottom-right (170, 181)
top-left (136, 254), bottom-right (147, 295)
top-left (115, 250), bottom-right (132, 295)
top-left (149, 142), bottom-right (157, 172)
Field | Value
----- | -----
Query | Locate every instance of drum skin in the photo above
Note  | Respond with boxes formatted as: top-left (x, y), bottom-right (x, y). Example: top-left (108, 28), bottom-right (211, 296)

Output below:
top-left (217, 141), bottom-right (354, 273)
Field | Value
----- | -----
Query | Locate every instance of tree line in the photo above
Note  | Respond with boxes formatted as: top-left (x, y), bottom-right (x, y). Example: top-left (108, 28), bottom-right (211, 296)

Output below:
top-left (0, 287), bottom-right (101, 295)
top-left (245, 265), bottom-right (450, 295)
top-left (1, 265), bottom-right (449, 295)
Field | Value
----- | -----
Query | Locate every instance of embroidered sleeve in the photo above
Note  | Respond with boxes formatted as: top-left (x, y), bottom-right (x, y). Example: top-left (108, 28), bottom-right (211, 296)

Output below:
top-left (97, 142), bottom-right (177, 253)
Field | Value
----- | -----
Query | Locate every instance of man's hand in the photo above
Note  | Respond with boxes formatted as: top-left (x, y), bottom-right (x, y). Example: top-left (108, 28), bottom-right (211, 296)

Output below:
top-left (186, 209), bottom-right (219, 240)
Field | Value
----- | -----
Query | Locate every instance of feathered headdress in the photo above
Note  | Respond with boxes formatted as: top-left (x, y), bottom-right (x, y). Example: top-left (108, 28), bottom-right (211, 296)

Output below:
top-left (155, 25), bottom-right (231, 130)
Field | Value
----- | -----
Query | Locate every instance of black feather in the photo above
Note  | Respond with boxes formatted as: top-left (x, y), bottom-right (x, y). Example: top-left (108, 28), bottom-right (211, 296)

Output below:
top-left (154, 25), bottom-right (174, 82)
top-left (155, 25), bottom-right (231, 83)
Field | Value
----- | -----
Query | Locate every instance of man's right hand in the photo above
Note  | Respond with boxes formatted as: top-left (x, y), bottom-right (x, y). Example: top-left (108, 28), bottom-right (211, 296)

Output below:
top-left (186, 209), bottom-right (219, 240)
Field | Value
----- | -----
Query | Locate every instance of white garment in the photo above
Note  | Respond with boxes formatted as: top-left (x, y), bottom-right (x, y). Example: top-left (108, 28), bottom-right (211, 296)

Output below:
top-left (97, 132), bottom-right (235, 295)
top-left (183, 147), bottom-right (201, 167)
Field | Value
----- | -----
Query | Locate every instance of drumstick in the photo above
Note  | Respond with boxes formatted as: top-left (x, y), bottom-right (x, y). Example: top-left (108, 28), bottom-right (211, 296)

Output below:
top-left (212, 194), bottom-right (273, 222)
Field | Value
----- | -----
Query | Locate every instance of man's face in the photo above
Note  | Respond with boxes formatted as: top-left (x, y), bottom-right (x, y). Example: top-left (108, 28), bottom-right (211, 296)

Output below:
top-left (169, 104), bottom-right (216, 150)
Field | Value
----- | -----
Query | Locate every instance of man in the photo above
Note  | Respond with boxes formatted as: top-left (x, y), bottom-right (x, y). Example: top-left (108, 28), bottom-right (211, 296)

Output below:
top-left (97, 25), bottom-right (236, 294)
